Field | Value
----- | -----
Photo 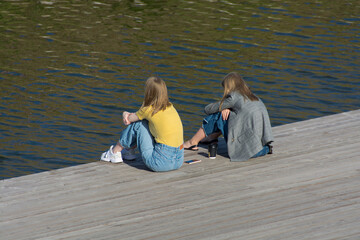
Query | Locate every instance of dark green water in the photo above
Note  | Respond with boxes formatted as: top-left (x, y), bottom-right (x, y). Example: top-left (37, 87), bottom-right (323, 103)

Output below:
top-left (1, 0), bottom-right (359, 179)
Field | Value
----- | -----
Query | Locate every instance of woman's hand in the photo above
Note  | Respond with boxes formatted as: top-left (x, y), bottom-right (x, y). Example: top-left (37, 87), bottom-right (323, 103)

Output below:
top-left (123, 111), bottom-right (140, 125)
top-left (123, 111), bottom-right (131, 125)
top-left (221, 109), bottom-right (231, 120)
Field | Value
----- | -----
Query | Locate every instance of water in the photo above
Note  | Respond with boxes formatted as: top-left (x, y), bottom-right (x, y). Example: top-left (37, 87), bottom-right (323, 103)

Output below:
top-left (1, 0), bottom-right (359, 179)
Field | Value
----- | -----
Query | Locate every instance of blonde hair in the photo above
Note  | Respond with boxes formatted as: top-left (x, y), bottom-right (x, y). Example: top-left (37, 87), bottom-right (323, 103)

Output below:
top-left (220, 72), bottom-right (258, 110)
top-left (143, 76), bottom-right (171, 116)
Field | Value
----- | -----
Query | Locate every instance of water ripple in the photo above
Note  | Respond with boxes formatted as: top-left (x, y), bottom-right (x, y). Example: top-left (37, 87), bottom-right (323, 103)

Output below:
top-left (1, 0), bottom-right (359, 179)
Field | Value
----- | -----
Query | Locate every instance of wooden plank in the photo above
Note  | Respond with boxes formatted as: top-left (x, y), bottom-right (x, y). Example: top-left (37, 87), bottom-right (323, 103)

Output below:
top-left (0, 109), bottom-right (360, 240)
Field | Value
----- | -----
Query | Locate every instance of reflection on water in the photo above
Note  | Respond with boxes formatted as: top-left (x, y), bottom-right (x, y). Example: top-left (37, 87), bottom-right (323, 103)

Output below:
top-left (0, 0), bottom-right (359, 179)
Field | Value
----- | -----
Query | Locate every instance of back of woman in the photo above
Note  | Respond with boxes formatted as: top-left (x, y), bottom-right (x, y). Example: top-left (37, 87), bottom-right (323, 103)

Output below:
top-left (225, 91), bottom-right (273, 161)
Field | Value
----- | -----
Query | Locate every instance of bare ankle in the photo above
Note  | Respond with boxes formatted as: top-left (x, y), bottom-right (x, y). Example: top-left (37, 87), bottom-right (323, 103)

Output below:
top-left (113, 144), bottom-right (123, 154)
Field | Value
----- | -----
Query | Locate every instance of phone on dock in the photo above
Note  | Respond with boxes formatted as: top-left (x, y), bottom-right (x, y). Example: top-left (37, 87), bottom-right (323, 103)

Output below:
top-left (185, 159), bottom-right (201, 164)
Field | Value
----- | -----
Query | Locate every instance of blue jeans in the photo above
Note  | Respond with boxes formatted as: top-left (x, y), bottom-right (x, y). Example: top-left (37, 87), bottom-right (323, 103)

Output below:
top-left (202, 112), bottom-right (229, 141)
top-left (202, 112), bottom-right (269, 158)
top-left (119, 120), bottom-right (184, 172)
top-left (251, 145), bottom-right (270, 158)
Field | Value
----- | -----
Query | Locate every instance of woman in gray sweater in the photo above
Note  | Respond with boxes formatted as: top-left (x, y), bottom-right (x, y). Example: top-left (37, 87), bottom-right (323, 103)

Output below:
top-left (183, 72), bottom-right (273, 162)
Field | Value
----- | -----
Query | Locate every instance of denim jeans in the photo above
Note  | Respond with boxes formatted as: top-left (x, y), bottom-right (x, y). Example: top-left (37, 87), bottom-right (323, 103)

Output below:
top-left (251, 145), bottom-right (269, 158)
top-left (202, 112), bottom-right (228, 141)
top-left (202, 112), bottom-right (269, 159)
top-left (119, 120), bottom-right (184, 172)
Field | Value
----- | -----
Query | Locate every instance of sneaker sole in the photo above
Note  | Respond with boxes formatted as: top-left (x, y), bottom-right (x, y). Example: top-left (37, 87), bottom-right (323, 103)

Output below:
top-left (110, 159), bottom-right (123, 163)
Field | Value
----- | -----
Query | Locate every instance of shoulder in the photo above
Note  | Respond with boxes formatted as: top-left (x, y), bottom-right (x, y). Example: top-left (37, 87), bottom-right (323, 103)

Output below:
top-left (155, 103), bottom-right (178, 116)
top-left (163, 103), bottom-right (176, 112)
top-left (228, 91), bottom-right (244, 99)
top-left (227, 91), bottom-right (245, 104)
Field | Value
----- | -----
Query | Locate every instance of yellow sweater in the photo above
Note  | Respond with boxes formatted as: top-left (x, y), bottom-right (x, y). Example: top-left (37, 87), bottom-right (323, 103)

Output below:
top-left (136, 104), bottom-right (183, 147)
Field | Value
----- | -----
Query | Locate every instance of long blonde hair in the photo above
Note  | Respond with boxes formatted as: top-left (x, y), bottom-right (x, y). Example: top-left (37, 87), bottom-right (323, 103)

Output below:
top-left (220, 72), bottom-right (258, 110)
top-left (142, 76), bottom-right (171, 116)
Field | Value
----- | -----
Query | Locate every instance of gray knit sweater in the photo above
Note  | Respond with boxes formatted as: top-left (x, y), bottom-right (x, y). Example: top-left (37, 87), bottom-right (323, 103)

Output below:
top-left (204, 91), bottom-right (273, 162)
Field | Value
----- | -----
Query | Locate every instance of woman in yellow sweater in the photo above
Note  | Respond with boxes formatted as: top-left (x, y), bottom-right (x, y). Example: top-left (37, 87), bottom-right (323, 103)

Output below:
top-left (100, 76), bottom-right (184, 172)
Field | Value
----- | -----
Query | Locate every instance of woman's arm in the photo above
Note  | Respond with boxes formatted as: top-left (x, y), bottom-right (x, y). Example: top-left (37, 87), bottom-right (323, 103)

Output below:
top-left (204, 101), bottom-right (221, 115)
top-left (204, 93), bottom-right (237, 115)
top-left (123, 111), bottom-right (140, 125)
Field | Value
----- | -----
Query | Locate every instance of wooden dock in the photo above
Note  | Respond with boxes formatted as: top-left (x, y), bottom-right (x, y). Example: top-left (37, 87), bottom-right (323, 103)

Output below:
top-left (1, 110), bottom-right (360, 240)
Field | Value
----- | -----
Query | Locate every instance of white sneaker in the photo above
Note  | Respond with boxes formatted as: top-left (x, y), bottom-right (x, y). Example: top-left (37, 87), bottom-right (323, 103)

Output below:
top-left (122, 148), bottom-right (136, 161)
top-left (100, 145), bottom-right (123, 163)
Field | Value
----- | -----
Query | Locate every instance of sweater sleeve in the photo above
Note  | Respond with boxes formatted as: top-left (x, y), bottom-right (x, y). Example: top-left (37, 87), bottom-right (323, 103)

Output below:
top-left (204, 101), bottom-right (221, 115)
top-left (204, 94), bottom-right (237, 115)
